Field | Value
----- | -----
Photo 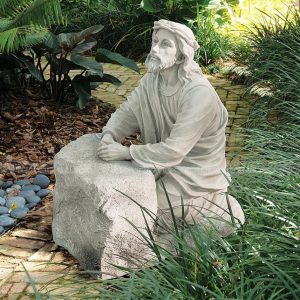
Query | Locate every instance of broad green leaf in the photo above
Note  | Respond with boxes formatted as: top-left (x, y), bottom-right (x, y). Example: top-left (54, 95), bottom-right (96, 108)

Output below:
top-left (72, 41), bottom-right (97, 54)
top-left (96, 48), bottom-right (139, 73)
top-left (140, 0), bottom-right (163, 13)
top-left (71, 54), bottom-right (103, 76)
top-left (58, 24), bottom-right (103, 50)
top-left (45, 53), bottom-right (85, 74)
top-left (14, 55), bottom-right (43, 82)
top-left (72, 74), bottom-right (91, 109)
top-left (86, 74), bottom-right (122, 86)
top-left (44, 32), bottom-right (60, 51)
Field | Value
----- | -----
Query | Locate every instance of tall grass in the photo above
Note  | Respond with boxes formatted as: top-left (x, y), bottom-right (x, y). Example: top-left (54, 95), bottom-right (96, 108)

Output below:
top-left (23, 7), bottom-right (300, 300)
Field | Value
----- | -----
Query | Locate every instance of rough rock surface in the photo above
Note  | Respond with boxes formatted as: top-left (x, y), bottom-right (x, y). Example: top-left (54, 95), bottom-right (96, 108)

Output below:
top-left (52, 134), bottom-right (157, 279)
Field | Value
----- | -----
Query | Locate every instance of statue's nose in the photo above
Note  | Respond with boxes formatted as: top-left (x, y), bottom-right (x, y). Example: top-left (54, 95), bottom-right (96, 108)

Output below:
top-left (152, 44), bottom-right (159, 54)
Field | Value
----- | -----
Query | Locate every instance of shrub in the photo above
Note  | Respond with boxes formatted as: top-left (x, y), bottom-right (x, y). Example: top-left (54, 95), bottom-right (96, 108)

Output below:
top-left (31, 25), bottom-right (139, 108)
top-left (232, 7), bottom-right (300, 123)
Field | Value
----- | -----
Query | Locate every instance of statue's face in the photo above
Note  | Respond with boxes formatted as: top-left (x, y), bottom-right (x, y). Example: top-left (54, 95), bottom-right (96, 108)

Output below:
top-left (145, 29), bottom-right (181, 73)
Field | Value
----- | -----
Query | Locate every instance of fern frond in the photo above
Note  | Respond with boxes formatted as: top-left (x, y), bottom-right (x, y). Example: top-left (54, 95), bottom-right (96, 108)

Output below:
top-left (0, 0), bottom-right (32, 18)
top-left (0, 0), bottom-right (63, 53)
top-left (3, 0), bottom-right (63, 31)
top-left (0, 28), bottom-right (19, 53)
top-left (0, 18), bottom-right (11, 30)
top-left (0, 25), bottom-right (47, 53)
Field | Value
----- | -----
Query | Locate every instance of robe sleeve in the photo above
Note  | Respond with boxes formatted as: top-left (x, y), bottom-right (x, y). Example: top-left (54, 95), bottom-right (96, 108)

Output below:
top-left (129, 86), bottom-right (217, 169)
top-left (100, 84), bottom-right (141, 143)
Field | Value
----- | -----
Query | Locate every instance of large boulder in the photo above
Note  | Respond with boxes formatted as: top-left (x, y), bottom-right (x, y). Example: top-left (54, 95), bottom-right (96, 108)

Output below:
top-left (52, 134), bottom-right (157, 279)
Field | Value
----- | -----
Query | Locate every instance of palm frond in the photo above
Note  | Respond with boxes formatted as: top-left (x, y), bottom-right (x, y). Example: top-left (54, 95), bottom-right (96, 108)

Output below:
top-left (0, 0), bottom-right (32, 18)
top-left (0, 25), bottom-right (47, 53)
top-left (0, 0), bottom-right (63, 53)
top-left (3, 0), bottom-right (63, 31)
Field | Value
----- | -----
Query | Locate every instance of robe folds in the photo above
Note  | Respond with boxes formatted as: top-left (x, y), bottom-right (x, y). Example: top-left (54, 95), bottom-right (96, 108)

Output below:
top-left (99, 72), bottom-right (232, 209)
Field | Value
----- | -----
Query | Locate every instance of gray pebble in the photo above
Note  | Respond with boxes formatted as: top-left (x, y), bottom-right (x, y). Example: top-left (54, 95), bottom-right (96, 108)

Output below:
top-left (0, 180), bottom-right (3, 188)
top-left (6, 196), bottom-right (26, 208)
top-left (36, 189), bottom-right (50, 198)
top-left (0, 197), bottom-right (5, 206)
top-left (0, 206), bottom-right (9, 214)
top-left (0, 225), bottom-right (4, 234)
top-left (0, 189), bottom-right (5, 197)
top-left (33, 174), bottom-right (50, 189)
top-left (2, 181), bottom-right (13, 189)
top-left (21, 184), bottom-right (41, 192)
top-left (27, 195), bottom-right (41, 204)
top-left (25, 202), bottom-right (38, 209)
top-left (15, 179), bottom-right (31, 186)
top-left (19, 190), bottom-right (35, 201)
top-left (10, 207), bottom-right (29, 219)
top-left (6, 187), bottom-right (18, 194)
top-left (11, 184), bottom-right (21, 190)
top-left (0, 215), bottom-right (15, 227)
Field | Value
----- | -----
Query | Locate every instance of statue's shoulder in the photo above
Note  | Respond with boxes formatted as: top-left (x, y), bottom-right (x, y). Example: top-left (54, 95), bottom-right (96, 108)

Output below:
top-left (181, 74), bottom-right (214, 96)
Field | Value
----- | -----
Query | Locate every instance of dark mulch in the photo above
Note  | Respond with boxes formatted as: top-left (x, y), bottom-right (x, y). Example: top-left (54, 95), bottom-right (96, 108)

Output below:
top-left (0, 87), bottom-right (122, 182)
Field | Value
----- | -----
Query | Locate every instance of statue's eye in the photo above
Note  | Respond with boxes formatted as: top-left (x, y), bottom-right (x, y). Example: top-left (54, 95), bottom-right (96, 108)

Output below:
top-left (162, 40), bottom-right (172, 47)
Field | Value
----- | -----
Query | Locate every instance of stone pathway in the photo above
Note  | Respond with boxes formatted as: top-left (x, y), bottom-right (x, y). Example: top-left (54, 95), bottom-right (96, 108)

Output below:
top-left (0, 64), bottom-right (251, 299)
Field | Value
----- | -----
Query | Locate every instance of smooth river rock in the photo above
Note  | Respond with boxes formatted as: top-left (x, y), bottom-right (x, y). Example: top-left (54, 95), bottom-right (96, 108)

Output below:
top-left (52, 133), bottom-right (157, 279)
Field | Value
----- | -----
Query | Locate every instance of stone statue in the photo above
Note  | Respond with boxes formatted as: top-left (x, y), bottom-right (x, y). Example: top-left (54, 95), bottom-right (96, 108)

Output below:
top-left (97, 19), bottom-right (245, 238)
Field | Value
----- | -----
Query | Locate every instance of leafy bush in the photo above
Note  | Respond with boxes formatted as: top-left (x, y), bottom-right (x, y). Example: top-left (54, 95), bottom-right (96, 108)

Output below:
top-left (30, 25), bottom-right (139, 108)
top-left (233, 7), bottom-right (300, 123)
top-left (58, 0), bottom-right (240, 63)
top-left (193, 9), bottom-right (233, 66)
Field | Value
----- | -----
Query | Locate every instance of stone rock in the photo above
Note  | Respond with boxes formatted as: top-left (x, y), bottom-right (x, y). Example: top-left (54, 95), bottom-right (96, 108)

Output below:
top-left (6, 196), bottom-right (26, 208)
top-left (0, 206), bottom-right (9, 214)
top-left (0, 215), bottom-right (15, 227)
top-left (0, 197), bottom-right (5, 206)
top-left (25, 202), bottom-right (38, 209)
top-left (2, 181), bottom-right (13, 189)
top-left (15, 179), bottom-right (31, 186)
top-left (11, 184), bottom-right (21, 190)
top-left (33, 174), bottom-right (50, 188)
top-left (0, 189), bottom-right (5, 197)
top-left (27, 195), bottom-right (41, 203)
top-left (0, 225), bottom-right (4, 234)
top-left (21, 184), bottom-right (41, 192)
top-left (19, 190), bottom-right (35, 200)
top-left (52, 134), bottom-right (157, 279)
top-left (6, 187), bottom-right (18, 194)
top-left (36, 188), bottom-right (50, 198)
top-left (10, 207), bottom-right (29, 219)
top-left (0, 180), bottom-right (3, 188)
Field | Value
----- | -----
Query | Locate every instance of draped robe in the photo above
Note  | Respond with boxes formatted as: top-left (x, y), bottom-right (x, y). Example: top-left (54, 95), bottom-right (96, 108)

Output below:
top-left (99, 72), bottom-right (232, 209)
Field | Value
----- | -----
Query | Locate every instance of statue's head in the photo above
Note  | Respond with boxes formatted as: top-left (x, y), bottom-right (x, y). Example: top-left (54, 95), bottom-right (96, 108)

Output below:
top-left (145, 19), bottom-right (202, 80)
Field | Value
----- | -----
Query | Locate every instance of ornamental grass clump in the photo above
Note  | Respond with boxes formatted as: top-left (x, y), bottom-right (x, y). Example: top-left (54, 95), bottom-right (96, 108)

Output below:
top-left (234, 6), bottom-right (300, 124)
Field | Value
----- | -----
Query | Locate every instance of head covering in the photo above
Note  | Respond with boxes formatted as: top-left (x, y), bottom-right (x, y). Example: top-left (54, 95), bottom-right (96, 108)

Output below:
top-left (153, 19), bottom-right (200, 51)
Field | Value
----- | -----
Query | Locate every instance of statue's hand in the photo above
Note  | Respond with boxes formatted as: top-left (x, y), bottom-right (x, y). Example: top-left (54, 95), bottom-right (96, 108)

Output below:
top-left (99, 133), bottom-right (115, 145)
top-left (98, 142), bottom-right (131, 161)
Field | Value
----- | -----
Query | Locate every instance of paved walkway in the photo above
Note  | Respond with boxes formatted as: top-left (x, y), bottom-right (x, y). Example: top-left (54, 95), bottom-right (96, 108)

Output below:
top-left (0, 64), bottom-right (251, 299)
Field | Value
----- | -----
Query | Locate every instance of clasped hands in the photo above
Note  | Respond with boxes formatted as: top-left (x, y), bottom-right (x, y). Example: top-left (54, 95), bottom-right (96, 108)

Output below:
top-left (97, 133), bottom-right (131, 161)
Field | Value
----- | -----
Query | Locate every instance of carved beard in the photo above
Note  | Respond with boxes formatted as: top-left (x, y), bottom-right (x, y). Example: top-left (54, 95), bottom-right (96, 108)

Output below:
top-left (145, 53), bottom-right (178, 73)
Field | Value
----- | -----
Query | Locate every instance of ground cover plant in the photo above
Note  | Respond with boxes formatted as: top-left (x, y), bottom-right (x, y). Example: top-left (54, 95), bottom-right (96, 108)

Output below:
top-left (19, 6), bottom-right (300, 300)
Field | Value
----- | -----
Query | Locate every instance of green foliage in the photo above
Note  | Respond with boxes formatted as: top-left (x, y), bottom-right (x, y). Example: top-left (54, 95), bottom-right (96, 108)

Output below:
top-left (233, 7), bottom-right (300, 123)
top-left (0, 0), bottom-right (63, 53)
top-left (193, 9), bottom-right (233, 66)
top-left (31, 25), bottom-right (139, 109)
top-left (141, 0), bottom-right (239, 21)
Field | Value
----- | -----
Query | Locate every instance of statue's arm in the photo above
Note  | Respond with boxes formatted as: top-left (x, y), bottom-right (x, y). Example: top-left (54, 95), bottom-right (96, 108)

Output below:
top-left (99, 87), bottom-right (140, 143)
top-left (129, 86), bottom-right (218, 169)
